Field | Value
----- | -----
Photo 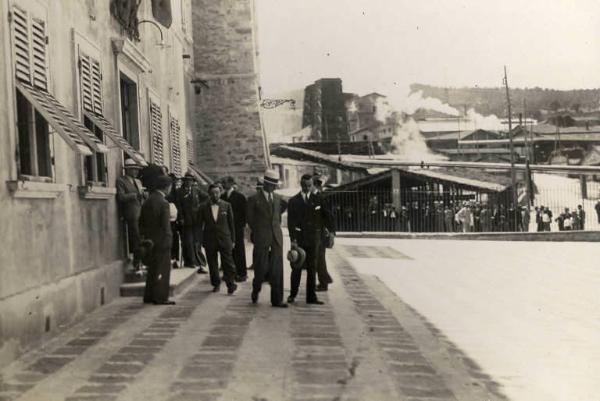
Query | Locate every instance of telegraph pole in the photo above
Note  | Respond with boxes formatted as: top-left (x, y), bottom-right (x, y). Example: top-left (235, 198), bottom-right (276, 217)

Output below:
top-left (503, 66), bottom-right (518, 228)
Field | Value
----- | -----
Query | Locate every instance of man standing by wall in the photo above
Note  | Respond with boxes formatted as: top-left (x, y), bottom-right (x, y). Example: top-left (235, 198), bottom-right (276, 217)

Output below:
top-left (140, 175), bottom-right (176, 305)
top-left (196, 184), bottom-right (238, 295)
top-left (221, 176), bottom-right (248, 282)
top-left (116, 159), bottom-right (145, 270)
top-left (246, 170), bottom-right (288, 308)
top-left (312, 173), bottom-right (335, 292)
top-left (288, 174), bottom-right (332, 305)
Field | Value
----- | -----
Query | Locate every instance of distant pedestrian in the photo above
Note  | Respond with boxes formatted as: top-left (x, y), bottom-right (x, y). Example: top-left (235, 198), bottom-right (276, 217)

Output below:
top-left (140, 175), bottom-right (176, 305)
top-left (312, 173), bottom-right (335, 292)
top-left (196, 184), bottom-right (238, 295)
top-left (542, 207), bottom-right (552, 231)
top-left (480, 205), bottom-right (491, 232)
top-left (577, 205), bottom-right (586, 230)
top-left (535, 206), bottom-right (543, 232)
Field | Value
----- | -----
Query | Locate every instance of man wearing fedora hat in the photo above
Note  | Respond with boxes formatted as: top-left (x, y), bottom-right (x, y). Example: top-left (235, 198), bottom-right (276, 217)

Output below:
top-left (116, 158), bottom-right (145, 270)
top-left (139, 175), bottom-right (176, 305)
top-left (246, 169), bottom-right (288, 307)
top-left (221, 176), bottom-right (248, 282)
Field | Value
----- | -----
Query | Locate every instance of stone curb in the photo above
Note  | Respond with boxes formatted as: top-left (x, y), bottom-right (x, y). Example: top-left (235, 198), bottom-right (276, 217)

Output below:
top-left (336, 230), bottom-right (600, 242)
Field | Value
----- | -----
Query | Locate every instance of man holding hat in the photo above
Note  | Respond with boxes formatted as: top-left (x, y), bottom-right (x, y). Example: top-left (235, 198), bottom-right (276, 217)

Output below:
top-left (221, 176), bottom-right (248, 282)
top-left (139, 175), bottom-right (176, 305)
top-left (116, 158), bottom-right (145, 270)
top-left (246, 169), bottom-right (288, 307)
top-left (287, 174), bottom-right (334, 305)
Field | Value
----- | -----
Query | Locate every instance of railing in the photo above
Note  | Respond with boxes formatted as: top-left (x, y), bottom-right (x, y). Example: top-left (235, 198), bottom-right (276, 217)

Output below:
top-left (324, 173), bottom-right (600, 233)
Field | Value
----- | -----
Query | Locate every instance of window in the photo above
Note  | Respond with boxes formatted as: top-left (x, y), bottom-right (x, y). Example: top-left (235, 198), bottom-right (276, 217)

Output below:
top-left (120, 74), bottom-right (139, 151)
top-left (12, 5), bottom-right (53, 179)
top-left (16, 89), bottom-right (52, 178)
top-left (83, 117), bottom-right (107, 184)
top-left (169, 113), bottom-right (182, 176)
top-left (186, 136), bottom-right (193, 164)
top-left (78, 51), bottom-right (107, 184)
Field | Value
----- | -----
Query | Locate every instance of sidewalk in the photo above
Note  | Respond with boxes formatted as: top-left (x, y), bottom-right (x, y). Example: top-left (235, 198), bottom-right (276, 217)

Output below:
top-left (0, 241), bottom-right (507, 401)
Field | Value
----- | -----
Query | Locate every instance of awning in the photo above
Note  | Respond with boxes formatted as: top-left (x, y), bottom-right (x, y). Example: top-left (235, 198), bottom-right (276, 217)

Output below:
top-left (16, 81), bottom-right (110, 156)
top-left (83, 111), bottom-right (148, 166)
top-left (187, 163), bottom-right (213, 185)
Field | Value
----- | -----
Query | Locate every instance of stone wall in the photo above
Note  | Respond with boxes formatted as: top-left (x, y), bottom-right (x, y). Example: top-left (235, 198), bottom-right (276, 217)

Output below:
top-left (192, 0), bottom-right (267, 194)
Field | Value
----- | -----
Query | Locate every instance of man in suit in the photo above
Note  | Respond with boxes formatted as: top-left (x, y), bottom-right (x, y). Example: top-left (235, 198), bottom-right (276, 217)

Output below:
top-left (116, 158), bottom-right (145, 270)
top-left (196, 183), bottom-right (238, 294)
top-left (247, 169), bottom-right (288, 308)
top-left (221, 176), bottom-right (248, 282)
top-left (139, 175), bottom-right (176, 305)
top-left (287, 174), bottom-right (334, 305)
top-left (312, 173), bottom-right (335, 292)
top-left (177, 172), bottom-right (207, 273)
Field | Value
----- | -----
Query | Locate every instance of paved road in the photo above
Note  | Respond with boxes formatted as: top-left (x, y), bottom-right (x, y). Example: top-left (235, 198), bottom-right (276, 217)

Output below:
top-left (336, 237), bottom-right (600, 401)
top-left (0, 238), bottom-right (506, 401)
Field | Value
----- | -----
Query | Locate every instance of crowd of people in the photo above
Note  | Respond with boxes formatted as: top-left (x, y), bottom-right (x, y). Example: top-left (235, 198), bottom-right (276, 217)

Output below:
top-left (116, 162), bottom-right (335, 307)
top-left (329, 197), bottom-right (590, 233)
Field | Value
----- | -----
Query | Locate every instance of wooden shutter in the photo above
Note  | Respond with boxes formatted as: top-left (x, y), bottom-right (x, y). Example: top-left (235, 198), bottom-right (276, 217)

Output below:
top-left (30, 17), bottom-right (47, 91)
top-left (11, 6), bottom-right (31, 84)
top-left (186, 137), bottom-right (193, 163)
top-left (79, 52), bottom-right (103, 115)
top-left (11, 5), bottom-right (48, 90)
top-left (169, 115), bottom-right (182, 176)
top-left (150, 101), bottom-right (164, 165)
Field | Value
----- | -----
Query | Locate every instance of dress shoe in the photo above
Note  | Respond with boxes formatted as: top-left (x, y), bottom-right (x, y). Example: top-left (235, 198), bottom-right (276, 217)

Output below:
top-left (251, 290), bottom-right (258, 304)
top-left (307, 300), bottom-right (324, 305)
top-left (197, 267), bottom-right (208, 274)
top-left (154, 300), bottom-right (176, 305)
top-left (212, 284), bottom-right (221, 293)
top-left (227, 284), bottom-right (238, 295)
top-left (235, 275), bottom-right (248, 283)
top-left (272, 303), bottom-right (288, 308)
top-left (287, 295), bottom-right (295, 304)
top-left (172, 261), bottom-right (179, 269)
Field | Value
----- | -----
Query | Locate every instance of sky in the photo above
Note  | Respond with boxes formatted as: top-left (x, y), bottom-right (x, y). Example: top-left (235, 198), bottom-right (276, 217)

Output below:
top-left (255, 0), bottom-right (600, 105)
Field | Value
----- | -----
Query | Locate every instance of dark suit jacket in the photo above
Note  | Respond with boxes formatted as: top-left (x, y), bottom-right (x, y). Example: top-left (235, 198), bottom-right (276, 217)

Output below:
top-left (139, 190), bottom-right (172, 251)
top-left (246, 190), bottom-right (287, 247)
top-left (287, 191), bottom-right (334, 247)
top-left (116, 175), bottom-right (143, 221)
top-left (221, 190), bottom-right (247, 233)
top-left (196, 200), bottom-right (235, 249)
top-left (177, 186), bottom-right (207, 226)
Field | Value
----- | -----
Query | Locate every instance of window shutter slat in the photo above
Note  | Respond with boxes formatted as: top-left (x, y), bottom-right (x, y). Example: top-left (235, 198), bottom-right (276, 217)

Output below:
top-left (79, 54), bottom-right (94, 113)
top-left (169, 115), bottom-right (181, 176)
top-left (30, 18), bottom-right (47, 91)
top-left (150, 101), bottom-right (164, 165)
top-left (91, 59), bottom-right (103, 114)
top-left (11, 6), bottom-right (32, 84)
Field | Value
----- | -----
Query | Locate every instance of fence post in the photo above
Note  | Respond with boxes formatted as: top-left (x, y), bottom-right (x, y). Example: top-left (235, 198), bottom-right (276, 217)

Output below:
top-left (392, 169), bottom-right (402, 211)
top-left (581, 175), bottom-right (588, 199)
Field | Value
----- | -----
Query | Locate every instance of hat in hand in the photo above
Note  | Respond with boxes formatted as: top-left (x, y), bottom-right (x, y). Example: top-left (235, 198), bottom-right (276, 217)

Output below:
top-left (287, 243), bottom-right (306, 270)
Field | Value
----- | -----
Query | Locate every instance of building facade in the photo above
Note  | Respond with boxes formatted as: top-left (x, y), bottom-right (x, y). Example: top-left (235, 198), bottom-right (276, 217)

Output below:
top-left (191, 0), bottom-right (268, 192)
top-left (302, 78), bottom-right (349, 143)
top-left (0, 0), bottom-right (194, 365)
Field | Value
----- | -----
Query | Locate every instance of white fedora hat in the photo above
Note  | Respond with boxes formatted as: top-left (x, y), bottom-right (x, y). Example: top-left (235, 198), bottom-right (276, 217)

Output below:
top-left (263, 169), bottom-right (280, 186)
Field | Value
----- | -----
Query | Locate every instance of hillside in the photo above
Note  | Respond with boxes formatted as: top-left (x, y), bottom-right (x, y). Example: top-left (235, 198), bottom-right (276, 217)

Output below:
top-left (410, 84), bottom-right (600, 120)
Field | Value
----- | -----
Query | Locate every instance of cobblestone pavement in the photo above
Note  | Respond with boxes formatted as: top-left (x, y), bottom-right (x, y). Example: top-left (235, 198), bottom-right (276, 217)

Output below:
top-left (0, 243), bottom-right (506, 401)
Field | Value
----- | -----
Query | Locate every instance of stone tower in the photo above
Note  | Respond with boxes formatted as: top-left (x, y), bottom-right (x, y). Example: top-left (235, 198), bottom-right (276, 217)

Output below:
top-left (191, 0), bottom-right (268, 192)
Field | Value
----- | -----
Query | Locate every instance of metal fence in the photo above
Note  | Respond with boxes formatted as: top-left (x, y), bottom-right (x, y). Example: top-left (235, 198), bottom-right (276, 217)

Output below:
top-left (324, 176), bottom-right (600, 233)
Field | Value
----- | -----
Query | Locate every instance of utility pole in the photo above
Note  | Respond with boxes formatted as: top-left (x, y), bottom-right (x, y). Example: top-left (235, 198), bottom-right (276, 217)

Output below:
top-left (503, 66), bottom-right (518, 228)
